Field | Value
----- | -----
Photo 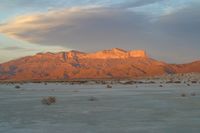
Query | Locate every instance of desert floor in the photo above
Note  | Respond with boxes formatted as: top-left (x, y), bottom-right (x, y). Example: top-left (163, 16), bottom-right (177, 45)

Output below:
top-left (0, 82), bottom-right (200, 133)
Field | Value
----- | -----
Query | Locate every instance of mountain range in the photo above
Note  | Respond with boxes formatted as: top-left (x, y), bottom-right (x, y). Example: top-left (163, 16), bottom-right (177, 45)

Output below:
top-left (0, 48), bottom-right (199, 81)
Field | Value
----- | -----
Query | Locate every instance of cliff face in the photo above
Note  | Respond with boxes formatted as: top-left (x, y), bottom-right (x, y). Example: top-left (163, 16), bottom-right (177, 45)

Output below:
top-left (64, 48), bottom-right (148, 59)
top-left (0, 48), bottom-right (199, 81)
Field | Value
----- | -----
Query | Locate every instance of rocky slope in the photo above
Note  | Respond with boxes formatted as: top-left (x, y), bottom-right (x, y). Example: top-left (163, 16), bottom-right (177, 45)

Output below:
top-left (0, 48), bottom-right (199, 81)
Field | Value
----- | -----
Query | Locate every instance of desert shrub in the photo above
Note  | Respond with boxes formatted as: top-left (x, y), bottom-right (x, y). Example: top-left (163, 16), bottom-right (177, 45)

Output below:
top-left (41, 96), bottom-right (56, 105)
top-left (166, 81), bottom-right (173, 84)
top-left (15, 85), bottom-right (20, 89)
top-left (159, 85), bottom-right (163, 87)
top-left (106, 85), bottom-right (112, 88)
top-left (78, 81), bottom-right (88, 84)
top-left (149, 81), bottom-right (156, 84)
top-left (181, 93), bottom-right (186, 97)
top-left (101, 81), bottom-right (106, 84)
top-left (123, 81), bottom-right (134, 85)
top-left (137, 81), bottom-right (144, 84)
top-left (88, 96), bottom-right (98, 101)
top-left (191, 81), bottom-right (197, 84)
top-left (174, 81), bottom-right (181, 84)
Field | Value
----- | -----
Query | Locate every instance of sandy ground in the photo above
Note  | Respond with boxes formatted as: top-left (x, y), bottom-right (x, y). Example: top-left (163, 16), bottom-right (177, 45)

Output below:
top-left (0, 82), bottom-right (200, 133)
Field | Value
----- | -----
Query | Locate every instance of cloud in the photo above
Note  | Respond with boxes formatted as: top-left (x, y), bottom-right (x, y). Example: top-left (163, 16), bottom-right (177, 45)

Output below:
top-left (1, 46), bottom-right (39, 52)
top-left (0, 2), bottom-right (200, 63)
top-left (118, 0), bottom-right (163, 8)
top-left (0, 6), bottom-right (103, 41)
top-left (0, 6), bottom-right (154, 48)
top-left (156, 4), bottom-right (200, 40)
top-left (2, 46), bottom-right (26, 50)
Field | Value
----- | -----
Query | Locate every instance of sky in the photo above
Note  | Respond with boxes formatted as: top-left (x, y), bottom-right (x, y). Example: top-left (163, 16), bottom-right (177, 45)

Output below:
top-left (0, 0), bottom-right (199, 63)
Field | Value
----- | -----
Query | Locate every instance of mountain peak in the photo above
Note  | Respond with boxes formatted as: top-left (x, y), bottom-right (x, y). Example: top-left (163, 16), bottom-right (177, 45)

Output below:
top-left (84, 48), bottom-right (148, 59)
top-left (34, 48), bottom-right (148, 60)
top-left (111, 48), bottom-right (127, 53)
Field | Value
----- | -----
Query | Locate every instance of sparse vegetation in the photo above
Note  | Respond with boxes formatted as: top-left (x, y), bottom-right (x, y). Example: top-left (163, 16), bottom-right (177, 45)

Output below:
top-left (166, 81), bottom-right (173, 84)
top-left (88, 96), bottom-right (98, 101)
top-left (15, 85), bottom-right (20, 89)
top-left (106, 84), bottom-right (112, 88)
top-left (149, 81), bottom-right (156, 84)
top-left (191, 92), bottom-right (196, 96)
top-left (191, 81), bottom-right (197, 84)
top-left (174, 81), bottom-right (181, 84)
top-left (137, 81), bottom-right (144, 84)
top-left (166, 80), bottom-right (181, 84)
top-left (41, 96), bottom-right (56, 105)
top-left (123, 81), bottom-right (134, 85)
top-left (181, 93), bottom-right (186, 97)
top-left (101, 81), bottom-right (106, 84)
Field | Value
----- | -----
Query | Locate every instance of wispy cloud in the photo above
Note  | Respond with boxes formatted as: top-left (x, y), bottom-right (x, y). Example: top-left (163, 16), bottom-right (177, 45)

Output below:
top-left (2, 46), bottom-right (26, 50)
top-left (0, 6), bottom-right (150, 49)
top-left (1, 46), bottom-right (39, 52)
top-left (0, 1), bottom-right (199, 63)
top-left (118, 0), bottom-right (163, 8)
top-left (0, 5), bottom-right (103, 40)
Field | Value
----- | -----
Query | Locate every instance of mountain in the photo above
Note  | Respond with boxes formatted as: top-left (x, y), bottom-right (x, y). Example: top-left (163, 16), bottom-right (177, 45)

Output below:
top-left (0, 48), bottom-right (199, 81)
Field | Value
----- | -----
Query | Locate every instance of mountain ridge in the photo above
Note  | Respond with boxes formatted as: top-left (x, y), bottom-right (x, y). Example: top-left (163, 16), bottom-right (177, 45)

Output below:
top-left (0, 48), bottom-right (199, 81)
top-left (33, 48), bottom-right (148, 60)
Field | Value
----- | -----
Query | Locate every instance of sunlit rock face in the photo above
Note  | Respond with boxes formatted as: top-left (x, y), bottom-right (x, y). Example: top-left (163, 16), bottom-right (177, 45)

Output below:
top-left (128, 50), bottom-right (147, 58)
top-left (85, 48), bottom-right (128, 59)
top-left (64, 48), bottom-right (148, 59)
top-left (0, 48), bottom-right (199, 81)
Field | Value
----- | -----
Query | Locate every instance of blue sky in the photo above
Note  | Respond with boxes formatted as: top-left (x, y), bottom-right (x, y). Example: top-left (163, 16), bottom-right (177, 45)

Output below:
top-left (0, 0), bottom-right (199, 63)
